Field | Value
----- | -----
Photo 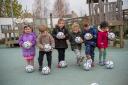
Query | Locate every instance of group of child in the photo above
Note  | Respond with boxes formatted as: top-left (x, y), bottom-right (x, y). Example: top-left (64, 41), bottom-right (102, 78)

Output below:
top-left (18, 18), bottom-right (110, 72)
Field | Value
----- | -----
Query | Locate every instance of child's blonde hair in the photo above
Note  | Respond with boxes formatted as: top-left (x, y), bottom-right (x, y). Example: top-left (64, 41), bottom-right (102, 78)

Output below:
top-left (71, 23), bottom-right (81, 32)
top-left (39, 24), bottom-right (48, 32)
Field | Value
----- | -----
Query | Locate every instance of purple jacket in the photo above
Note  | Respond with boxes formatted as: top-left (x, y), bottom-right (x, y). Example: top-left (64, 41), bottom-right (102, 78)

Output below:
top-left (18, 32), bottom-right (36, 57)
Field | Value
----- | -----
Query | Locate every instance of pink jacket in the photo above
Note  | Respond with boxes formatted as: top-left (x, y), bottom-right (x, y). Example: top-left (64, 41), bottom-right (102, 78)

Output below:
top-left (97, 31), bottom-right (108, 48)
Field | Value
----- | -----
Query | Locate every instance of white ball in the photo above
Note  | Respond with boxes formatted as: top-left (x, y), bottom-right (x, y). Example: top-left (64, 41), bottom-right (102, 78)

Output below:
top-left (83, 62), bottom-right (91, 71)
top-left (105, 60), bottom-right (114, 69)
top-left (57, 32), bottom-right (64, 39)
top-left (75, 37), bottom-right (82, 43)
top-left (90, 83), bottom-right (99, 85)
top-left (23, 41), bottom-right (31, 49)
top-left (44, 44), bottom-right (52, 52)
top-left (84, 33), bottom-right (93, 40)
top-left (108, 32), bottom-right (115, 40)
top-left (25, 65), bottom-right (34, 73)
top-left (59, 61), bottom-right (67, 68)
top-left (41, 66), bottom-right (51, 75)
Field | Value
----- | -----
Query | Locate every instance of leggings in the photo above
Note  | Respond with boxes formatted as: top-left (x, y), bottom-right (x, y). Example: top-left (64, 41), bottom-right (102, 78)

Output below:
top-left (38, 51), bottom-right (52, 68)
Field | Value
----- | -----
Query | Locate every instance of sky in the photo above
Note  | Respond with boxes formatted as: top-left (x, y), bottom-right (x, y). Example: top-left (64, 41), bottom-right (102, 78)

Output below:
top-left (18, 0), bottom-right (128, 17)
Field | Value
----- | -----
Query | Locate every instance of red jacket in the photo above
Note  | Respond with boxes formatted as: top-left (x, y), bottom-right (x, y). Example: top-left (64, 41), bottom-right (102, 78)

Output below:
top-left (97, 31), bottom-right (108, 48)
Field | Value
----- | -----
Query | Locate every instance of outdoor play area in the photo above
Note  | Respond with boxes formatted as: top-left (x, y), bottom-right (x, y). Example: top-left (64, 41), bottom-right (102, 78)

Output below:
top-left (0, 0), bottom-right (128, 85)
top-left (0, 40), bottom-right (128, 85)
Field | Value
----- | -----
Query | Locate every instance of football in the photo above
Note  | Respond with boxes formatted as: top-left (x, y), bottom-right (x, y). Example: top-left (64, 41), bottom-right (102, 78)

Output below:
top-left (44, 44), bottom-right (52, 52)
top-left (41, 66), bottom-right (51, 75)
top-left (83, 61), bottom-right (91, 71)
top-left (23, 41), bottom-right (31, 49)
top-left (108, 32), bottom-right (115, 41)
top-left (56, 32), bottom-right (65, 39)
top-left (84, 33), bottom-right (93, 40)
top-left (90, 83), bottom-right (99, 85)
top-left (75, 37), bottom-right (82, 43)
top-left (25, 65), bottom-right (34, 73)
top-left (59, 61), bottom-right (67, 68)
top-left (105, 60), bottom-right (114, 69)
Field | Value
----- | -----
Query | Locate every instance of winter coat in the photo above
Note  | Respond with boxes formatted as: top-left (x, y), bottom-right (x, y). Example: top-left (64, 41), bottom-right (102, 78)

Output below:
top-left (82, 26), bottom-right (97, 47)
top-left (69, 32), bottom-right (83, 51)
top-left (97, 31), bottom-right (108, 48)
top-left (52, 26), bottom-right (69, 49)
top-left (37, 31), bottom-right (55, 51)
top-left (18, 32), bottom-right (36, 57)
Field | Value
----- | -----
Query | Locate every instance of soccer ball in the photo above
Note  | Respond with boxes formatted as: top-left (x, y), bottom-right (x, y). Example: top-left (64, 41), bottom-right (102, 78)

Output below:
top-left (41, 66), bottom-right (51, 75)
top-left (59, 61), bottom-right (67, 68)
top-left (90, 83), bottom-right (99, 85)
top-left (84, 33), bottom-right (93, 40)
top-left (25, 65), bottom-right (34, 73)
top-left (75, 37), bottom-right (82, 43)
top-left (23, 41), bottom-right (31, 49)
top-left (83, 61), bottom-right (91, 71)
top-left (44, 44), bottom-right (52, 52)
top-left (56, 32), bottom-right (65, 39)
top-left (108, 32), bottom-right (115, 41)
top-left (105, 60), bottom-right (114, 69)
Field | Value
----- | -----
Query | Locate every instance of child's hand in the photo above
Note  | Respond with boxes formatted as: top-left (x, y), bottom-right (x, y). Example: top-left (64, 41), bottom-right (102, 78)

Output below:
top-left (80, 38), bottom-right (83, 43)
top-left (62, 35), bottom-right (65, 39)
top-left (28, 41), bottom-right (32, 46)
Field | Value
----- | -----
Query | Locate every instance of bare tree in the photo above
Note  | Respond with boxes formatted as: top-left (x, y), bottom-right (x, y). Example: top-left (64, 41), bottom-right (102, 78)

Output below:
top-left (53, 0), bottom-right (70, 18)
top-left (33, 0), bottom-right (49, 18)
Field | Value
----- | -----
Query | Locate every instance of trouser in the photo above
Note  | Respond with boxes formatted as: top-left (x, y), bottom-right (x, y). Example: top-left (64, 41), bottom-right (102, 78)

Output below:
top-left (57, 48), bottom-right (66, 63)
top-left (74, 49), bottom-right (81, 58)
top-left (38, 51), bottom-right (52, 68)
top-left (85, 45), bottom-right (95, 62)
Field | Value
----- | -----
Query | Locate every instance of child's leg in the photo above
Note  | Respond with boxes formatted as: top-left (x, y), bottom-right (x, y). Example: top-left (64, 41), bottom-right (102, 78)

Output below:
top-left (99, 48), bottom-right (104, 62)
top-left (46, 51), bottom-right (52, 68)
top-left (90, 46), bottom-right (95, 67)
top-left (74, 49), bottom-right (81, 58)
top-left (74, 49), bottom-right (81, 64)
top-left (58, 48), bottom-right (65, 62)
top-left (90, 46), bottom-right (95, 62)
top-left (30, 58), bottom-right (34, 66)
top-left (25, 59), bottom-right (30, 66)
top-left (38, 51), bottom-right (45, 68)
top-left (103, 48), bottom-right (107, 63)
top-left (85, 45), bottom-right (91, 59)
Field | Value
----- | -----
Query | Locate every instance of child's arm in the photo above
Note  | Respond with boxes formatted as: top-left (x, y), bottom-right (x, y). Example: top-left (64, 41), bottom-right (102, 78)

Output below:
top-left (64, 28), bottom-right (69, 40)
top-left (49, 34), bottom-right (55, 49)
top-left (97, 32), bottom-right (104, 48)
top-left (18, 34), bottom-right (24, 47)
top-left (52, 28), bottom-right (57, 39)
top-left (37, 35), bottom-right (44, 49)
top-left (92, 28), bottom-right (97, 40)
top-left (31, 33), bottom-right (37, 46)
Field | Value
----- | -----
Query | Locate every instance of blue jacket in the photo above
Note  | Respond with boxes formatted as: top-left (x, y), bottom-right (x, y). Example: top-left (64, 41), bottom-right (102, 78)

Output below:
top-left (82, 26), bottom-right (97, 46)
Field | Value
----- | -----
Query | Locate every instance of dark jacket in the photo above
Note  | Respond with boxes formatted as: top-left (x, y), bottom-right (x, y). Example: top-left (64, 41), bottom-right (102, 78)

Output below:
top-left (82, 26), bottom-right (97, 47)
top-left (52, 26), bottom-right (69, 49)
top-left (69, 32), bottom-right (83, 51)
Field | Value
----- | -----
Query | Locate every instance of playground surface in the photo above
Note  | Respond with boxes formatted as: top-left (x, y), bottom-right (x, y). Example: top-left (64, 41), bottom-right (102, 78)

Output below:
top-left (0, 40), bottom-right (128, 85)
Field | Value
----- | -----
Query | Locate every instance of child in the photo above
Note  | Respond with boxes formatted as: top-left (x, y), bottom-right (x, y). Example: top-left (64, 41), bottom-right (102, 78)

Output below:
top-left (82, 17), bottom-right (97, 67)
top-left (37, 25), bottom-right (55, 71)
top-left (18, 25), bottom-right (36, 67)
top-left (69, 23), bottom-right (83, 65)
top-left (97, 21), bottom-right (109, 65)
top-left (52, 18), bottom-right (69, 68)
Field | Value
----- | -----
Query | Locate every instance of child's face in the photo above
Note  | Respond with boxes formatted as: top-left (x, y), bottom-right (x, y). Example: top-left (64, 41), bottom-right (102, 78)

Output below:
top-left (58, 21), bottom-right (65, 28)
top-left (73, 27), bottom-right (79, 33)
top-left (24, 27), bottom-right (32, 33)
top-left (101, 27), bottom-right (109, 32)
